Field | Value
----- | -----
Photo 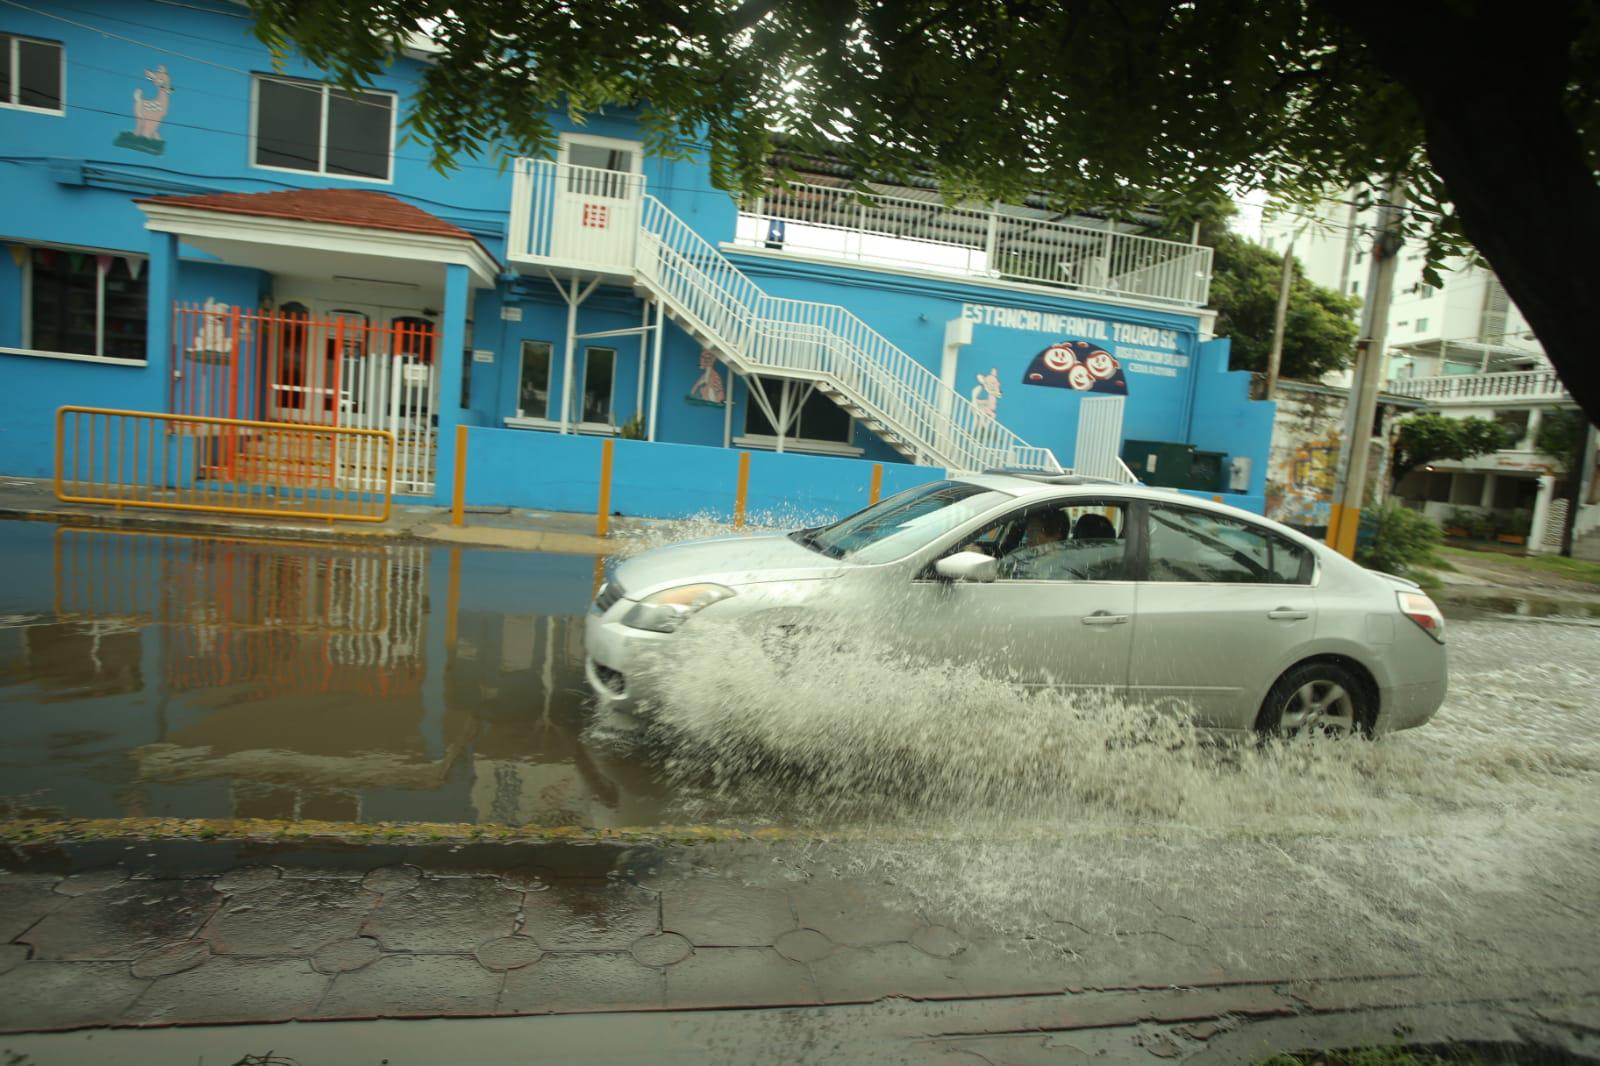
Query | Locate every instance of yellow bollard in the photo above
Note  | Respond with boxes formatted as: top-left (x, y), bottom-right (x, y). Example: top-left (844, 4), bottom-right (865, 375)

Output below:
top-left (869, 462), bottom-right (884, 504)
top-left (733, 451), bottom-right (751, 528)
top-left (451, 424), bottom-right (468, 527)
top-left (596, 438), bottom-right (615, 537)
top-left (445, 548), bottom-right (462, 650)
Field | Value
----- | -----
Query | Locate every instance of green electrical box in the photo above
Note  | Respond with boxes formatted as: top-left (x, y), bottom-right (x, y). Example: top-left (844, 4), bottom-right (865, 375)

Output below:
top-left (1121, 440), bottom-right (1228, 492)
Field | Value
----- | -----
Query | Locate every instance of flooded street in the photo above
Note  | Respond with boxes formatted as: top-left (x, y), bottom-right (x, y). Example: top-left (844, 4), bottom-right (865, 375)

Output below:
top-left (1, 519), bottom-right (1597, 1050)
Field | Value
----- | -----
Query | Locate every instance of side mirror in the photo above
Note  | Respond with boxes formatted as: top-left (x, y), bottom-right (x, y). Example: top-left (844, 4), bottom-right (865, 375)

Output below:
top-left (935, 551), bottom-right (999, 583)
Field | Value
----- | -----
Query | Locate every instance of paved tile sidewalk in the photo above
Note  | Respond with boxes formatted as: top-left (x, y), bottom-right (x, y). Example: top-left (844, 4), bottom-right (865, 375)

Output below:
top-left (2, 839), bottom-right (1596, 1042)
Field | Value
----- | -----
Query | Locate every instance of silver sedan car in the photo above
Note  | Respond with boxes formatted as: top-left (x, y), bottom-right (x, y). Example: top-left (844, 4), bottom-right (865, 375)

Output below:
top-left (585, 473), bottom-right (1448, 737)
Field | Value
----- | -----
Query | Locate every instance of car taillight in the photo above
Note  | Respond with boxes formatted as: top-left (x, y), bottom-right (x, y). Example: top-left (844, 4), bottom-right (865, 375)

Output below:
top-left (1397, 591), bottom-right (1445, 643)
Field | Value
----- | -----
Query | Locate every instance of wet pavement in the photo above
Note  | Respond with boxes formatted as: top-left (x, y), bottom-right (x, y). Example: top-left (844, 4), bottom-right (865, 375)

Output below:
top-left (2, 518), bottom-right (1599, 1058)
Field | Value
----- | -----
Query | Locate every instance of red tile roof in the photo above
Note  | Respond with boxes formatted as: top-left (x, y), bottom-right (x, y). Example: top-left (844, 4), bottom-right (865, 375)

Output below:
top-left (139, 188), bottom-right (475, 242)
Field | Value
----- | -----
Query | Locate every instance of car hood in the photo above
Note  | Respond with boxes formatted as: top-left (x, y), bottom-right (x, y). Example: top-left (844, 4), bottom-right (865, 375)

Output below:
top-left (614, 534), bottom-right (852, 598)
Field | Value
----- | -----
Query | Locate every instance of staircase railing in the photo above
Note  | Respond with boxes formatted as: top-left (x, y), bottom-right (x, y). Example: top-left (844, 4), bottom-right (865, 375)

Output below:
top-left (637, 195), bottom-right (1059, 472)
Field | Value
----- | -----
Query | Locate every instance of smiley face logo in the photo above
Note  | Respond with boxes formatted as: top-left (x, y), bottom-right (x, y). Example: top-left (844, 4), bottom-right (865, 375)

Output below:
top-left (1085, 349), bottom-right (1120, 380)
top-left (1066, 364), bottom-right (1094, 390)
top-left (1041, 345), bottom-right (1076, 373)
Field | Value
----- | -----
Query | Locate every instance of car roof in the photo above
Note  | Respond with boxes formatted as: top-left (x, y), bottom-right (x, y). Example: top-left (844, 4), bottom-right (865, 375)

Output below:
top-left (953, 472), bottom-right (1329, 549)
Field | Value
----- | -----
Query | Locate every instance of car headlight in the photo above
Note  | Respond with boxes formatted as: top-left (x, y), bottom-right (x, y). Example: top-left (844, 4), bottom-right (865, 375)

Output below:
top-left (620, 583), bottom-right (735, 633)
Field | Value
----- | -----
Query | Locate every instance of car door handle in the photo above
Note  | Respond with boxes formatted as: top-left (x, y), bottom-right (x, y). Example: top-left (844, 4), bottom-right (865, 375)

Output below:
top-left (1267, 608), bottom-right (1310, 621)
top-left (1081, 612), bottom-right (1129, 626)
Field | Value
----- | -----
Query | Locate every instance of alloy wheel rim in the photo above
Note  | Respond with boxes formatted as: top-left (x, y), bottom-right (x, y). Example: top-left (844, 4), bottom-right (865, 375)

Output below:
top-left (1280, 680), bottom-right (1356, 737)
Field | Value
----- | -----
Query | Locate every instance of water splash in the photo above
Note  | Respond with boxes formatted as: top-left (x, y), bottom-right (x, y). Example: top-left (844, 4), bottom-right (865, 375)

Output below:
top-left (628, 616), bottom-right (1600, 976)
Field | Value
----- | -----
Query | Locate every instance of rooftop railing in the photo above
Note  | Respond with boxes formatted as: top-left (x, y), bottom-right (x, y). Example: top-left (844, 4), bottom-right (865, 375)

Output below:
top-left (735, 182), bottom-right (1213, 308)
top-left (1386, 369), bottom-right (1570, 403)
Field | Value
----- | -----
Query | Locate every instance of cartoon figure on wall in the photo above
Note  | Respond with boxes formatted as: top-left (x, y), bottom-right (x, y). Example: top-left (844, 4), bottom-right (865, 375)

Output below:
top-left (114, 66), bottom-right (173, 155)
top-left (972, 367), bottom-right (1001, 418)
top-left (686, 350), bottom-right (727, 406)
top-left (1022, 340), bottom-right (1128, 395)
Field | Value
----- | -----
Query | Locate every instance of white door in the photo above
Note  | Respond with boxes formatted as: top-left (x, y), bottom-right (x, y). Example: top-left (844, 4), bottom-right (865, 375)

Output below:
top-left (1128, 502), bottom-right (1318, 729)
top-left (553, 135), bottom-right (643, 270)
top-left (905, 498), bottom-right (1138, 690)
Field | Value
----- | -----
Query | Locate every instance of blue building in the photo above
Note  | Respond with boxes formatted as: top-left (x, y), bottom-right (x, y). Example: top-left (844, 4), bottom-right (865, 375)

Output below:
top-left (0, 0), bottom-right (1274, 518)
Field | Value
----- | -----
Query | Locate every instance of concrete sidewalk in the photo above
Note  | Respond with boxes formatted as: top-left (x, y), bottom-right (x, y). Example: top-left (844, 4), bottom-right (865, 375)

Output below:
top-left (1, 837), bottom-right (1596, 1059)
top-left (0, 475), bottom-right (663, 555)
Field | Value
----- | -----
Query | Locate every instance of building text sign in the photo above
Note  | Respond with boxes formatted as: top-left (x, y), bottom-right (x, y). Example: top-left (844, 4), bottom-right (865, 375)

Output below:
top-left (959, 302), bottom-right (1191, 378)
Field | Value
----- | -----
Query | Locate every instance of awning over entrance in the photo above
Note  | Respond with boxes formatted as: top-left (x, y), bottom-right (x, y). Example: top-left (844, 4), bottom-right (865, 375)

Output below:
top-left (137, 188), bottom-right (500, 290)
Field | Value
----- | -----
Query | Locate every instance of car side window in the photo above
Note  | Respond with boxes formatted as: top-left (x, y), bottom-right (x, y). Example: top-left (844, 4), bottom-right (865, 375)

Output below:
top-left (958, 500), bottom-right (1130, 581)
top-left (1146, 504), bottom-right (1311, 584)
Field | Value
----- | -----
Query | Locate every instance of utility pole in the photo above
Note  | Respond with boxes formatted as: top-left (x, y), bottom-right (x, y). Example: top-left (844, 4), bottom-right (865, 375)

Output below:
top-left (1263, 237), bottom-right (1294, 400)
top-left (1329, 181), bottom-right (1406, 559)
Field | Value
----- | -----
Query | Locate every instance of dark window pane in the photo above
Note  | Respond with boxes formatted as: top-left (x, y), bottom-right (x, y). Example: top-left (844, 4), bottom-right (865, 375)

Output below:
top-left (16, 38), bottom-right (61, 109)
top-left (326, 88), bottom-right (392, 179)
top-left (1146, 505), bottom-right (1271, 583)
top-left (582, 347), bottom-right (615, 424)
top-left (255, 78), bottom-right (322, 172)
top-left (1268, 538), bottom-right (1311, 585)
top-left (0, 36), bottom-right (13, 104)
top-left (744, 379), bottom-right (778, 436)
top-left (29, 248), bottom-right (98, 356)
top-left (798, 389), bottom-right (850, 442)
top-left (100, 256), bottom-right (148, 361)
top-left (519, 341), bottom-right (552, 420)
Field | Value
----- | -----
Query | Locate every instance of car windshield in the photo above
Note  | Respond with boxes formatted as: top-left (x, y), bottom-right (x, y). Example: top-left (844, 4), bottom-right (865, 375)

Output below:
top-left (793, 480), bottom-right (1009, 564)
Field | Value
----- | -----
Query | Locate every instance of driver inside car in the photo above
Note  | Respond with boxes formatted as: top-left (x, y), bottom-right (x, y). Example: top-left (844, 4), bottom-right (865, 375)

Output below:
top-left (997, 510), bottom-right (1072, 578)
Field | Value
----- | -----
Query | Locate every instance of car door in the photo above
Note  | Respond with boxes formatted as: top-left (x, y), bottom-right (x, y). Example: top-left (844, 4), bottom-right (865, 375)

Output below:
top-left (903, 497), bottom-right (1138, 691)
top-left (1127, 501), bottom-right (1317, 729)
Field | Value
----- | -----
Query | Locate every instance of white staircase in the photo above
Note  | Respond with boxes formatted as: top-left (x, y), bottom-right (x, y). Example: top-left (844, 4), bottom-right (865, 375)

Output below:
top-left (510, 160), bottom-right (1060, 472)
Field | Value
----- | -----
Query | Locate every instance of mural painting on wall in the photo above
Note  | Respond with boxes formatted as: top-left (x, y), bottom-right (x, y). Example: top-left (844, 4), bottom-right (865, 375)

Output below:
top-left (1022, 340), bottom-right (1128, 396)
top-left (1275, 437), bottom-right (1340, 529)
top-left (686, 350), bottom-right (727, 406)
top-left (113, 66), bottom-right (173, 155)
top-left (971, 367), bottom-right (1001, 419)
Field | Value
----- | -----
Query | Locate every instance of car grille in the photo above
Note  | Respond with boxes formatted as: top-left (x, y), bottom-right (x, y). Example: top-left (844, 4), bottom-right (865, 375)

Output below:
top-left (594, 581), bottom-right (624, 614)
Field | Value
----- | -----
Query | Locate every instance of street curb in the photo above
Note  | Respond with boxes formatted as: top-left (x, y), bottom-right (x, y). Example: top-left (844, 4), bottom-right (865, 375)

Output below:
top-left (0, 505), bottom-right (617, 556)
top-left (0, 817), bottom-right (863, 847)
top-left (0, 504), bottom-right (410, 547)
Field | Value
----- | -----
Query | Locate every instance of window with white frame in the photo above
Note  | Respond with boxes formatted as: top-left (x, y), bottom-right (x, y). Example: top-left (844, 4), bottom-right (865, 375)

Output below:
top-left (580, 347), bottom-right (616, 424)
top-left (22, 245), bottom-right (148, 361)
top-left (0, 33), bottom-right (62, 113)
top-left (252, 74), bottom-right (394, 181)
top-left (1415, 317), bottom-right (1429, 333)
top-left (518, 340), bottom-right (553, 419)
top-left (744, 379), bottom-right (852, 444)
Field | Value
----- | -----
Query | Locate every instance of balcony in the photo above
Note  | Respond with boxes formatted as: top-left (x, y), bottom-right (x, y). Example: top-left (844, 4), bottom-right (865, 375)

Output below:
top-left (1385, 369), bottom-right (1571, 404)
top-left (734, 182), bottom-right (1214, 308)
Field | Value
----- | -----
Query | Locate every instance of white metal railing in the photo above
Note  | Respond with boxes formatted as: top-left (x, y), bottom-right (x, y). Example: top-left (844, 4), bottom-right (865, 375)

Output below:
top-left (637, 193), bottom-right (1059, 471)
top-left (1386, 369), bottom-right (1570, 403)
top-left (509, 159), bottom-right (1060, 471)
top-left (735, 181), bottom-right (1213, 307)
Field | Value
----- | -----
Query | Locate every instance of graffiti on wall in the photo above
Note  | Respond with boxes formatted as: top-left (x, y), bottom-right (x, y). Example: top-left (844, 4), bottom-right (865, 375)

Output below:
top-left (114, 66), bottom-right (174, 155)
top-left (1271, 436), bottom-right (1340, 529)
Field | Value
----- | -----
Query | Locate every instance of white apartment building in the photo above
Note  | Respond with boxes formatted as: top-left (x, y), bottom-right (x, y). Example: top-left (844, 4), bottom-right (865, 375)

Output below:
top-left (1259, 196), bottom-right (1597, 557)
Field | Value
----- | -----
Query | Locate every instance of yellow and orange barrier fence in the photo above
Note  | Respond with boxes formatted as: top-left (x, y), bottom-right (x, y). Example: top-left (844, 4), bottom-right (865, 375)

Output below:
top-left (55, 406), bottom-right (397, 524)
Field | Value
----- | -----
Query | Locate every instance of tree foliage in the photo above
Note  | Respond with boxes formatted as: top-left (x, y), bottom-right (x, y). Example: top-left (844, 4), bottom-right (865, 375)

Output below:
top-left (1534, 408), bottom-right (1589, 470)
top-left (1356, 505), bottom-right (1443, 578)
top-left (1390, 413), bottom-right (1513, 489)
top-left (245, 0), bottom-right (1600, 420)
top-left (1204, 227), bottom-right (1359, 382)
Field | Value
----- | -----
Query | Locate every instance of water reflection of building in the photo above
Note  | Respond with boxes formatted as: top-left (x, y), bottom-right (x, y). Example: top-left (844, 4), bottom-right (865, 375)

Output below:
top-left (450, 608), bottom-right (666, 827)
top-left (56, 529), bottom-right (426, 698)
top-left (13, 528), bottom-right (666, 827)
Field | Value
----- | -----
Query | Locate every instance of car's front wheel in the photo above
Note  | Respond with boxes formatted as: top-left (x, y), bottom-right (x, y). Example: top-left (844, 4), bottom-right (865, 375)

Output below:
top-left (1255, 661), bottom-right (1374, 739)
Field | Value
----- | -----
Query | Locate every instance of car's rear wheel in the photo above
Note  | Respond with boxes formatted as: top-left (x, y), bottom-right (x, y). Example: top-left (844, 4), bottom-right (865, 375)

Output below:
top-left (1256, 661), bottom-right (1374, 739)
